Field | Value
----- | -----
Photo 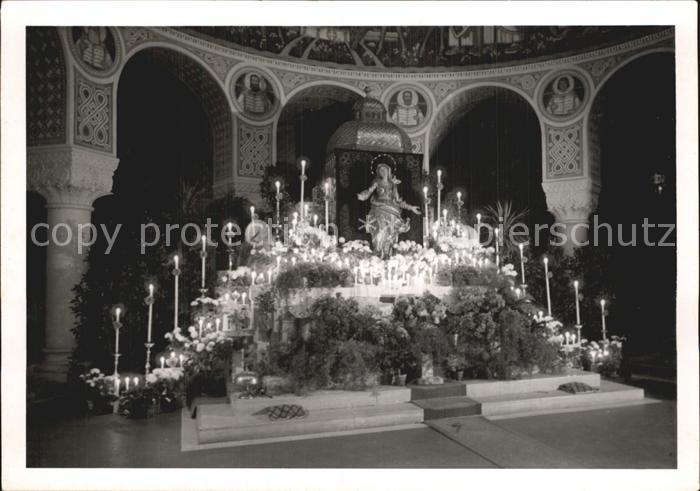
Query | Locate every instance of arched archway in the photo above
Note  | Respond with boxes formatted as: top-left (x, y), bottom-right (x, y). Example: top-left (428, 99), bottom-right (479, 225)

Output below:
top-left (429, 85), bottom-right (547, 238)
top-left (589, 52), bottom-right (676, 356)
top-left (276, 83), bottom-right (362, 197)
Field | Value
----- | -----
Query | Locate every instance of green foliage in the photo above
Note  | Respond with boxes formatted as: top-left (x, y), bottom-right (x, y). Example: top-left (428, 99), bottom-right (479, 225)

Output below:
top-left (274, 262), bottom-right (352, 295)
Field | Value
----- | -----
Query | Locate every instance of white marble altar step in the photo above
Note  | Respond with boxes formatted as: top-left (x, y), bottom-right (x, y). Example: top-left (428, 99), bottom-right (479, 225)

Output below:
top-left (476, 379), bottom-right (646, 419)
top-left (463, 371), bottom-right (601, 399)
top-left (197, 402), bottom-right (424, 445)
top-left (230, 386), bottom-right (411, 412)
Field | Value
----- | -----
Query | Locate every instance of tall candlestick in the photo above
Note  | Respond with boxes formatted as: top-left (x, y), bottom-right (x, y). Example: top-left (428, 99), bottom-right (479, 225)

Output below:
top-left (274, 181), bottom-right (282, 233)
top-left (113, 307), bottom-right (122, 376)
top-left (436, 170), bottom-right (443, 229)
top-left (423, 186), bottom-right (429, 246)
top-left (476, 213), bottom-right (482, 244)
top-left (324, 180), bottom-right (330, 232)
top-left (200, 235), bottom-right (207, 289)
top-left (518, 243), bottom-right (526, 284)
top-left (600, 299), bottom-right (607, 340)
top-left (494, 228), bottom-right (500, 269)
top-left (574, 280), bottom-right (581, 325)
top-left (543, 257), bottom-right (552, 316)
top-left (173, 255), bottom-right (180, 329)
top-left (146, 284), bottom-right (154, 343)
top-left (300, 159), bottom-right (307, 220)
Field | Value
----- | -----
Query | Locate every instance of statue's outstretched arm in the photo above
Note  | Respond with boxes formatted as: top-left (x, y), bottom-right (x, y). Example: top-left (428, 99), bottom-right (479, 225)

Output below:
top-left (357, 182), bottom-right (377, 201)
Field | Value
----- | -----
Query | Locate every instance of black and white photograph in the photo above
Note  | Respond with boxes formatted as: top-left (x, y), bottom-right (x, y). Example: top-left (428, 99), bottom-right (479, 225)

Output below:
top-left (2, 2), bottom-right (698, 491)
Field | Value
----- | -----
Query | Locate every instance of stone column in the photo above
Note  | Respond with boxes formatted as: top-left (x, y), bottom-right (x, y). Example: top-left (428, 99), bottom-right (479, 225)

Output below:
top-left (541, 178), bottom-right (600, 253)
top-left (28, 145), bottom-right (119, 381)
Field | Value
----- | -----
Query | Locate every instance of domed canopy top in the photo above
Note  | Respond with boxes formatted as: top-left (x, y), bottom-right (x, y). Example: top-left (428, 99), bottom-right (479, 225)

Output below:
top-left (327, 90), bottom-right (412, 155)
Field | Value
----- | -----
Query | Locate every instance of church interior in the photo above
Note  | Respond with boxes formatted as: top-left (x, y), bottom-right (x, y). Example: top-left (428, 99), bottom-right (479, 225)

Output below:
top-left (20, 25), bottom-right (682, 471)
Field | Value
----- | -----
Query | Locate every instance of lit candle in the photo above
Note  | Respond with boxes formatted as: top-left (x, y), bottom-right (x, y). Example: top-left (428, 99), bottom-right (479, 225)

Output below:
top-left (267, 268), bottom-right (273, 284)
top-left (115, 307), bottom-right (121, 324)
top-left (543, 257), bottom-right (552, 316)
top-left (423, 186), bottom-right (430, 246)
top-left (313, 214), bottom-right (318, 228)
top-left (600, 299), bottom-right (607, 340)
top-left (276, 255), bottom-right (281, 273)
top-left (200, 235), bottom-right (207, 289)
top-left (134, 377), bottom-right (139, 388)
top-left (125, 376), bottom-right (130, 391)
top-left (160, 356), bottom-right (165, 369)
top-left (250, 206), bottom-right (255, 220)
top-left (114, 376), bottom-right (120, 396)
top-left (147, 284), bottom-right (154, 343)
top-left (574, 280), bottom-right (581, 325)
top-left (442, 208), bottom-right (447, 225)
top-left (215, 318), bottom-right (220, 332)
top-left (518, 243), bottom-right (526, 284)
top-left (198, 318), bottom-right (203, 337)
top-left (179, 354), bottom-right (184, 367)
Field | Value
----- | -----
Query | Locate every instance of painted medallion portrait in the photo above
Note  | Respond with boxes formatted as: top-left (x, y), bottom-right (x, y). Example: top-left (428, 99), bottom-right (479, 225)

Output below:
top-left (71, 27), bottom-right (117, 73)
top-left (233, 70), bottom-right (277, 118)
top-left (387, 87), bottom-right (429, 130)
top-left (541, 73), bottom-right (587, 119)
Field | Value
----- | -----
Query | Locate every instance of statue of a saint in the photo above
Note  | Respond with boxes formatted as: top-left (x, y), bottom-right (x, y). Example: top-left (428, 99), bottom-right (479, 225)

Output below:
top-left (357, 160), bottom-right (421, 257)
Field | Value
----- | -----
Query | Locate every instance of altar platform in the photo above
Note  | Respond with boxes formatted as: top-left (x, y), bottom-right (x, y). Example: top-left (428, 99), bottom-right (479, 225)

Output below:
top-left (182, 371), bottom-right (654, 451)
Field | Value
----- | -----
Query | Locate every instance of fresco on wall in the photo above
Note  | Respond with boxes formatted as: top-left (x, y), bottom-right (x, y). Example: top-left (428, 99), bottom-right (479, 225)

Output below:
top-left (387, 87), bottom-right (429, 130)
top-left (541, 73), bottom-right (586, 119)
top-left (71, 27), bottom-right (116, 71)
top-left (233, 70), bottom-right (277, 118)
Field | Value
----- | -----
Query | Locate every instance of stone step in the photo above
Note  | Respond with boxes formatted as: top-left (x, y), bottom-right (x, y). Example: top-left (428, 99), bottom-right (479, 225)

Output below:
top-left (476, 380), bottom-right (645, 418)
top-left (229, 386), bottom-right (411, 412)
top-left (412, 396), bottom-right (481, 420)
top-left (197, 402), bottom-right (424, 444)
top-left (463, 371), bottom-right (601, 399)
top-left (410, 381), bottom-right (466, 401)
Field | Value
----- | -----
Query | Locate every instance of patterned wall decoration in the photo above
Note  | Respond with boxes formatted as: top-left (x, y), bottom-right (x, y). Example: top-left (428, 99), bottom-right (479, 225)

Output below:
top-left (409, 134), bottom-right (425, 155)
top-left (122, 27), bottom-right (155, 52)
top-left (74, 72), bottom-right (112, 152)
top-left (424, 81), bottom-right (462, 104)
top-left (188, 47), bottom-right (239, 82)
top-left (238, 122), bottom-right (273, 177)
top-left (545, 120), bottom-right (583, 179)
top-left (503, 71), bottom-right (547, 97)
top-left (27, 27), bottom-right (66, 146)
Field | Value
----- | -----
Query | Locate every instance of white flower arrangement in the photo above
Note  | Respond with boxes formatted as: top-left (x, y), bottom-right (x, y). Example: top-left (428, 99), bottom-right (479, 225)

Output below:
top-left (500, 263), bottom-right (518, 277)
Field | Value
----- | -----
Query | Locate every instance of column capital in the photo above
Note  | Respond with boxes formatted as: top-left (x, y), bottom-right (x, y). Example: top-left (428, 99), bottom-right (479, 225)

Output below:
top-left (27, 144), bottom-right (119, 207)
top-left (542, 177), bottom-right (600, 222)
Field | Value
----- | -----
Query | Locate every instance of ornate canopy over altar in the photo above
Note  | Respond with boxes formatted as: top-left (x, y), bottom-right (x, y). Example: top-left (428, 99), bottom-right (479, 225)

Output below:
top-left (325, 91), bottom-right (423, 243)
